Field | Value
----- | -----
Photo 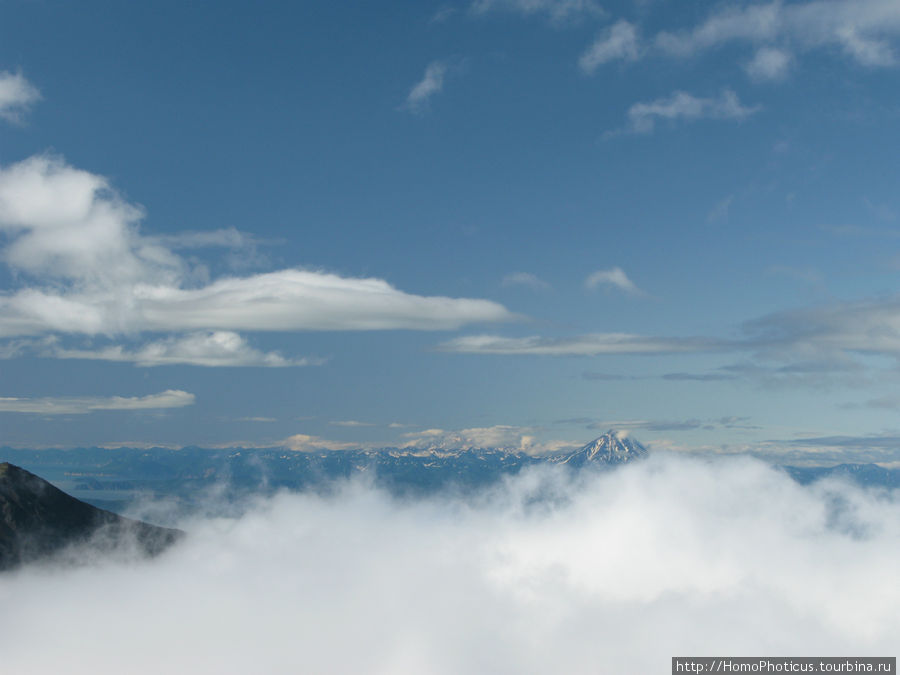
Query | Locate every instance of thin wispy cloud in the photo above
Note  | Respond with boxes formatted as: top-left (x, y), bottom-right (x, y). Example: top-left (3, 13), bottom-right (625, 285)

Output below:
top-left (404, 61), bottom-right (449, 114)
top-left (616, 89), bottom-right (761, 136)
top-left (580, 20), bottom-right (640, 73)
top-left (443, 292), bottom-right (900, 388)
top-left (744, 46), bottom-right (793, 81)
top-left (587, 416), bottom-right (759, 433)
top-left (470, 0), bottom-right (605, 24)
top-left (439, 333), bottom-right (724, 356)
top-left (654, 0), bottom-right (900, 67)
top-left (764, 265), bottom-right (823, 285)
top-left (0, 389), bottom-right (194, 414)
top-left (585, 267), bottom-right (644, 295)
top-left (0, 70), bottom-right (40, 123)
top-left (742, 297), bottom-right (900, 360)
top-left (51, 332), bottom-right (319, 368)
top-left (660, 372), bottom-right (738, 382)
top-left (330, 420), bottom-right (377, 428)
top-left (587, 0), bottom-right (900, 79)
top-left (502, 272), bottom-right (551, 290)
top-left (706, 195), bottom-right (734, 223)
top-left (149, 227), bottom-right (273, 251)
top-left (430, 6), bottom-right (457, 24)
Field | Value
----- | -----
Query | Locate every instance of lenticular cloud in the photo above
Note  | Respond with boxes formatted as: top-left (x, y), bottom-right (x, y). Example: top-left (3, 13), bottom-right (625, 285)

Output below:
top-left (1, 454), bottom-right (897, 674)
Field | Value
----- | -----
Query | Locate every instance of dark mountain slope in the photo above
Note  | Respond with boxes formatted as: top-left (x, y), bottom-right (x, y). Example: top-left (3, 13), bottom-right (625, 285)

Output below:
top-left (0, 462), bottom-right (183, 571)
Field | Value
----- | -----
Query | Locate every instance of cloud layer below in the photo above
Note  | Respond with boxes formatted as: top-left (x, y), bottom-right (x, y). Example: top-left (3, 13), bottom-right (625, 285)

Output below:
top-left (1, 455), bottom-right (897, 673)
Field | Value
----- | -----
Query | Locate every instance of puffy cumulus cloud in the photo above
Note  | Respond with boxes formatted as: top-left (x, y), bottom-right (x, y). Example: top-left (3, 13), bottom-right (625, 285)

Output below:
top-left (0, 156), bottom-right (514, 357)
top-left (0, 70), bottom-right (40, 123)
top-left (51, 331), bottom-right (319, 368)
top-left (579, 20), bottom-right (641, 73)
top-left (404, 61), bottom-right (448, 114)
top-left (469, 0), bottom-right (605, 24)
top-left (618, 89), bottom-right (761, 135)
top-left (0, 156), bottom-right (173, 287)
top-left (0, 389), bottom-right (194, 414)
top-left (584, 266), bottom-right (643, 295)
top-left (1, 455), bottom-right (898, 674)
top-left (439, 333), bottom-right (724, 355)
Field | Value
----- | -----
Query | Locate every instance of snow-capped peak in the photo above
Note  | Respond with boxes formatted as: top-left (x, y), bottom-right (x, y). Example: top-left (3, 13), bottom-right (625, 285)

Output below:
top-left (560, 429), bottom-right (648, 466)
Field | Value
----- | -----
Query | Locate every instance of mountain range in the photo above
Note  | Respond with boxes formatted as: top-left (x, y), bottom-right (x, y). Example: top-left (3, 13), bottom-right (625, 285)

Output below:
top-left (1, 430), bottom-right (896, 516)
top-left (0, 430), bottom-right (645, 508)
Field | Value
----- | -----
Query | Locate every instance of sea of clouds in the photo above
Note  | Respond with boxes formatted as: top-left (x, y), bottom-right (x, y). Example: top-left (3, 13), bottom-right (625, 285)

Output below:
top-left (1, 454), bottom-right (898, 674)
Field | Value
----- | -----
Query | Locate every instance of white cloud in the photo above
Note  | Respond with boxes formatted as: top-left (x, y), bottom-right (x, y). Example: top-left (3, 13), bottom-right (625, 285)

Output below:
top-left (501, 272), bottom-right (550, 290)
top-left (744, 296), bottom-right (900, 360)
top-left (579, 20), bottom-right (640, 73)
top-left (149, 227), bottom-right (275, 255)
top-left (469, 0), bottom-right (605, 23)
top-left (330, 420), bottom-right (376, 428)
top-left (0, 156), bottom-right (514, 349)
top-left (574, 2), bottom-right (900, 79)
top-left (1, 456), bottom-right (898, 673)
top-left (0, 70), bottom-right (40, 123)
top-left (654, 0), bottom-right (900, 67)
top-left (706, 194), bottom-right (734, 223)
top-left (51, 331), bottom-right (317, 368)
top-left (132, 270), bottom-right (513, 333)
top-left (584, 267), bottom-right (643, 295)
top-left (0, 271), bottom-right (514, 338)
top-left (431, 6), bottom-right (458, 24)
top-left (621, 89), bottom-right (761, 135)
top-left (410, 425), bottom-right (580, 454)
top-left (404, 61), bottom-right (448, 113)
top-left (0, 389), bottom-right (194, 414)
top-left (0, 155), bottom-right (166, 286)
top-left (281, 433), bottom-right (357, 452)
top-left (439, 333), bottom-right (723, 355)
top-left (745, 46), bottom-right (793, 81)
top-left (401, 424), bottom-right (556, 452)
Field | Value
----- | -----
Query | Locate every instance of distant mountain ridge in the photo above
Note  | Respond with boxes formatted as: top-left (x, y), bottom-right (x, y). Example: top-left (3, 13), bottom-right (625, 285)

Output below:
top-left (0, 462), bottom-right (183, 571)
top-left (0, 431), bottom-right (645, 508)
top-left (2, 431), bottom-right (897, 515)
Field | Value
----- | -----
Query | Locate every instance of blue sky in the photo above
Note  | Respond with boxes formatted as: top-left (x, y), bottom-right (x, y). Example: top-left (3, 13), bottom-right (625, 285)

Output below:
top-left (1, 0), bottom-right (900, 463)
